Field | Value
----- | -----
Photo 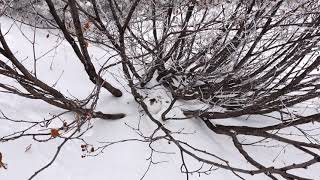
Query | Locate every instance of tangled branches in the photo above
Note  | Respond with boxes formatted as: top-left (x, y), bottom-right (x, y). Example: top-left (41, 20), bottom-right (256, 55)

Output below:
top-left (1, 0), bottom-right (320, 179)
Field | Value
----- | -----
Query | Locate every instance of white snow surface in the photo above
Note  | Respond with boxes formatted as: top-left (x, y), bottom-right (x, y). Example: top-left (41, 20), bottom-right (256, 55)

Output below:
top-left (0, 17), bottom-right (319, 180)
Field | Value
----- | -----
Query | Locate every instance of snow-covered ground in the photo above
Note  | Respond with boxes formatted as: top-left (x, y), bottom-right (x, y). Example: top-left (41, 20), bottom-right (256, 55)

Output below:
top-left (0, 17), bottom-right (319, 180)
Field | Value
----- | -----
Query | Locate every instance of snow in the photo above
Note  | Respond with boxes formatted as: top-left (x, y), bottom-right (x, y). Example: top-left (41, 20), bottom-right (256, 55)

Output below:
top-left (143, 97), bottom-right (163, 115)
top-left (0, 17), bottom-right (320, 180)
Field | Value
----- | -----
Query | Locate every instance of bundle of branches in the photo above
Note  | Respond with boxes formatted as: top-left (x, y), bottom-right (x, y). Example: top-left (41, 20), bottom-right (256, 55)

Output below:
top-left (0, 28), bottom-right (124, 119)
top-left (120, 0), bottom-right (320, 120)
